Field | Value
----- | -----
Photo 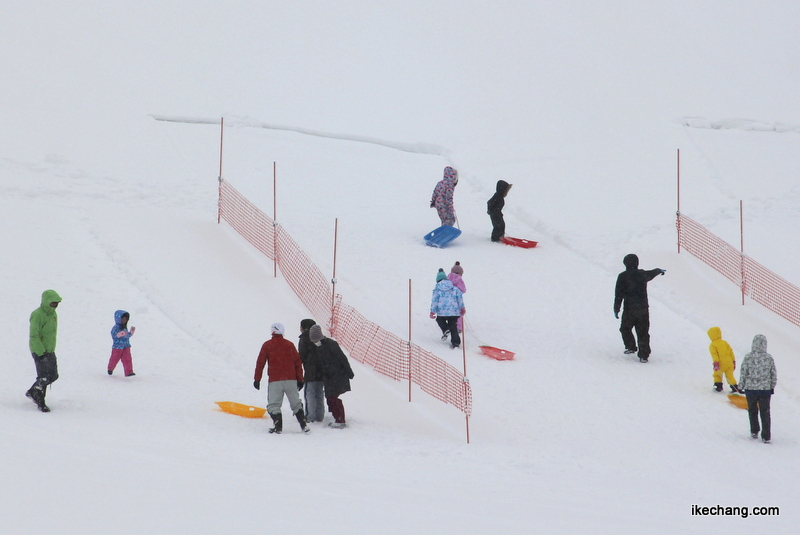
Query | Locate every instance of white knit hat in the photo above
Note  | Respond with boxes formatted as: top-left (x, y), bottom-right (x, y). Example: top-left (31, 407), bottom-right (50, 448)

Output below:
top-left (270, 322), bottom-right (285, 335)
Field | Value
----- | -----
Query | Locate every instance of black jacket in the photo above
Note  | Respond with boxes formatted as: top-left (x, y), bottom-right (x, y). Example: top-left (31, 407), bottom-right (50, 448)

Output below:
top-left (317, 338), bottom-right (354, 398)
top-left (614, 254), bottom-right (662, 313)
top-left (487, 180), bottom-right (511, 216)
top-left (298, 331), bottom-right (324, 382)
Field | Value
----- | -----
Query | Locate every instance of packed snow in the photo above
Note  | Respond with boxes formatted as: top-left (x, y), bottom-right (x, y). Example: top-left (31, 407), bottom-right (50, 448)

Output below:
top-left (2, 2), bottom-right (799, 533)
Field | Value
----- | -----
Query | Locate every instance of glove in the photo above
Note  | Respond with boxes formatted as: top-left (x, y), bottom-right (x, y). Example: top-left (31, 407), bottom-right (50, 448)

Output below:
top-left (430, 201), bottom-right (435, 208)
top-left (297, 381), bottom-right (304, 391)
top-left (733, 361), bottom-right (736, 370)
top-left (771, 388), bottom-right (774, 395)
top-left (349, 372), bottom-right (355, 380)
top-left (253, 380), bottom-right (260, 390)
top-left (116, 331), bottom-right (126, 338)
top-left (713, 362), bottom-right (720, 371)
top-left (130, 326), bottom-right (136, 335)
top-left (614, 311), bottom-right (619, 319)
top-left (430, 312), bottom-right (436, 319)
top-left (659, 269), bottom-right (666, 275)
top-left (460, 308), bottom-right (466, 316)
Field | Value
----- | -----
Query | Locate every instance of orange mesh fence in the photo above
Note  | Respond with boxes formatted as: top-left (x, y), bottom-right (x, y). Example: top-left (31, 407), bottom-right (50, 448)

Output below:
top-left (743, 255), bottom-right (800, 328)
top-left (219, 179), bottom-right (472, 415)
top-left (678, 213), bottom-right (800, 328)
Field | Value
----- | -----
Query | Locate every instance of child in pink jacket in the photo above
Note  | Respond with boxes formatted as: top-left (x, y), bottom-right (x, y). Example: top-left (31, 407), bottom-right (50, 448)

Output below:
top-left (108, 309), bottom-right (136, 377)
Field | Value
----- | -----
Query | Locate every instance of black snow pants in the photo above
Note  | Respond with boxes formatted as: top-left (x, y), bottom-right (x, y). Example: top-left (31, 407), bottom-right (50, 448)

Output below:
top-left (746, 391), bottom-right (772, 441)
top-left (620, 307), bottom-right (650, 359)
top-left (31, 352), bottom-right (59, 391)
top-left (489, 211), bottom-right (505, 242)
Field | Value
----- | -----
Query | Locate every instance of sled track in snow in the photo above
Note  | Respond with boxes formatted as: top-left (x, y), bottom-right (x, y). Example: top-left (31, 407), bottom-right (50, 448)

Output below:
top-left (151, 115), bottom-right (450, 156)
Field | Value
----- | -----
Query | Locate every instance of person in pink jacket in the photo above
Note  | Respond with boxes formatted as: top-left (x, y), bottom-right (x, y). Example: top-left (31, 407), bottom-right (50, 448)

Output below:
top-left (447, 261), bottom-right (466, 333)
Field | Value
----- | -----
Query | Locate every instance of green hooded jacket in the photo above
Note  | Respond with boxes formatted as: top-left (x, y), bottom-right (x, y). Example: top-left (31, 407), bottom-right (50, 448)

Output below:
top-left (29, 289), bottom-right (62, 356)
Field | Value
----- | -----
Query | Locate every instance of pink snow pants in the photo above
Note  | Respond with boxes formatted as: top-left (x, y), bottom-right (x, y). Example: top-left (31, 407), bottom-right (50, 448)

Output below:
top-left (108, 347), bottom-right (134, 376)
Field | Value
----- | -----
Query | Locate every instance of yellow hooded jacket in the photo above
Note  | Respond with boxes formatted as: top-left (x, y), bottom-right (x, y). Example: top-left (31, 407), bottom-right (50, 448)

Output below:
top-left (708, 327), bottom-right (735, 368)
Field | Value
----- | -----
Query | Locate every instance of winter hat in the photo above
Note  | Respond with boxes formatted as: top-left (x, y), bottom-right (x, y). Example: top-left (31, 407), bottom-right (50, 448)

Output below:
top-left (436, 268), bottom-right (447, 282)
top-left (623, 254), bottom-right (639, 270)
top-left (450, 261), bottom-right (463, 275)
top-left (300, 318), bottom-right (317, 331)
top-left (309, 324), bottom-right (324, 342)
top-left (271, 322), bottom-right (285, 335)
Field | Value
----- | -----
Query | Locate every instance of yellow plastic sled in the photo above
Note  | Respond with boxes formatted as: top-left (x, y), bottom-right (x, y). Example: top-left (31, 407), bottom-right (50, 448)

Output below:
top-left (215, 401), bottom-right (267, 418)
top-left (727, 394), bottom-right (748, 410)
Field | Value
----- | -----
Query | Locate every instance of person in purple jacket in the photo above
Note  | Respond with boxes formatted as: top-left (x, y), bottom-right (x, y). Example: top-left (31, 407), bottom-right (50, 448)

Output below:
top-left (108, 310), bottom-right (136, 377)
top-left (430, 166), bottom-right (459, 226)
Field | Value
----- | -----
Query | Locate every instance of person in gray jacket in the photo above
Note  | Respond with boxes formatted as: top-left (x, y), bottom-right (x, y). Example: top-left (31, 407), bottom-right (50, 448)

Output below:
top-left (738, 334), bottom-right (778, 443)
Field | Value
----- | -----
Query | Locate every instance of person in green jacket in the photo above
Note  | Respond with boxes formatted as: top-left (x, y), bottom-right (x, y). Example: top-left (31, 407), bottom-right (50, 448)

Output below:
top-left (26, 289), bottom-right (62, 412)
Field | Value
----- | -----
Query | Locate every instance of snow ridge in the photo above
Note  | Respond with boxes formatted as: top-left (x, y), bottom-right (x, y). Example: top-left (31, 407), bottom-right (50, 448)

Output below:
top-left (679, 116), bottom-right (800, 133)
top-left (150, 115), bottom-right (450, 156)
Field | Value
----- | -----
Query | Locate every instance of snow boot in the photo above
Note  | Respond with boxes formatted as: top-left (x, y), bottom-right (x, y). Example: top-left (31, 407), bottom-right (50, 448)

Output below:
top-left (107, 370), bottom-right (113, 375)
top-left (624, 348), bottom-right (637, 354)
top-left (730, 384), bottom-right (743, 394)
top-left (268, 412), bottom-right (283, 434)
top-left (125, 372), bottom-right (136, 377)
top-left (639, 357), bottom-right (648, 363)
top-left (26, 387), bottom-right (49, 412)
top-left (441, 330), bottom-right (450, 341)
top-left (714, 382), bottom-right (723, 392)
top-left (751, 433), bottom-right (758, 439)
top-left (295, 410), bottom-right (310, 434)
top-left (328, 422), bottom-right (346, 429)
top-left (763, 438), bottom-right (771, 444)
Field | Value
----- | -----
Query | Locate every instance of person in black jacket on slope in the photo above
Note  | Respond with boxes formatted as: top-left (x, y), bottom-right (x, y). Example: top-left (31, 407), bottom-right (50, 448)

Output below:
top-left (613, 254), bottom-right (665, 362)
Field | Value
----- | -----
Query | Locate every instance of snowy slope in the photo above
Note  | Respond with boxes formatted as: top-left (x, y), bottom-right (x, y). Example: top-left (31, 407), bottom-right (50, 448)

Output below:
top-left (2, 2), bottom-right (800, 533)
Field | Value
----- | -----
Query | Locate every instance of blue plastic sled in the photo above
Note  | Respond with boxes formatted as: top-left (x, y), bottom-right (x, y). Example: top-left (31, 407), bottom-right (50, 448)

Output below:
top-left (424, 225), bottom-right (462, 248)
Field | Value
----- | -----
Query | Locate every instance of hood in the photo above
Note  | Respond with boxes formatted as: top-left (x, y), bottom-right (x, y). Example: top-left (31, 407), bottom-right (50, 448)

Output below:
top-left (707, 326), bottom-right (721, 342)
top-left (436, 279), bottom-right (457, 293)
top-left (495, 180), bottom-right (511, 194)
top-left (40, 289), bottom-right (62, 312)
top-left (623, 254), bottom-right (639, 271)
top-left (443, 166), bottom-right (458, 185)
top-left (750, 334), bottom-right (768, 355)
top-left (114, 309), bottom-right (129, 325)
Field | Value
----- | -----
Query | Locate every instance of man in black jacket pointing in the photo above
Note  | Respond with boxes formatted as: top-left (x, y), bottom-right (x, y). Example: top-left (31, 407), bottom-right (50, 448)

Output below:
top-left (614, 254), bottom-right (665, 363)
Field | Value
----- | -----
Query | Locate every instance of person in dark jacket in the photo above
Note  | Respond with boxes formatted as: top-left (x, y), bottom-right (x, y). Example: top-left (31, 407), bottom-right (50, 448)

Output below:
top-left (487, 180), bottom-right (513, 242)
top-left (298, 318), bottom-right (325, 422)
top-left (613, 254), bottom-right (665, 362)
top-left (309, 325), bottom-right (354, 428)
top-left (739, 334), bottom-right (778, 443)
top-left (253, 322), bottom-right (309, 434)
top-left (27, 289), bottom-right (62, 412)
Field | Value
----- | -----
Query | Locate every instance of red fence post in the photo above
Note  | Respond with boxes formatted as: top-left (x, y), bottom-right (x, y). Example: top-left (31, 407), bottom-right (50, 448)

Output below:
top-left (217, 118), bottom-right (224, 224)
top-left (273, 162), bottom-right (278, 278)
top-left (408, 278), bottom-right (412, 403)
top-left (740, 200), bottom-right (745, 305)
top-left (676, 148), bottom-right (681, 254)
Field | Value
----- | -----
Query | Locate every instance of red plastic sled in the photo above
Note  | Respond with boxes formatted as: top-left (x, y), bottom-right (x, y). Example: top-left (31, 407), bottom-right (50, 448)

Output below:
top-left (479, 345), bottom-right (516, 361)
top-left (501, 236), bottom-right (538, 248)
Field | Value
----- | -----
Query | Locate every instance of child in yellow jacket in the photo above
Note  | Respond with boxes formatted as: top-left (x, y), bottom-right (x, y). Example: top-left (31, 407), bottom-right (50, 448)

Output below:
top-left (708, 326), bottom-right (742, 393)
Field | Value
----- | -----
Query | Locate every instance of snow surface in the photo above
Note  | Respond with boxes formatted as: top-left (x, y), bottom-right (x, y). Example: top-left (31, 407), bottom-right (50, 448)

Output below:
top-left (2, 2), bottom-right (800, 533)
